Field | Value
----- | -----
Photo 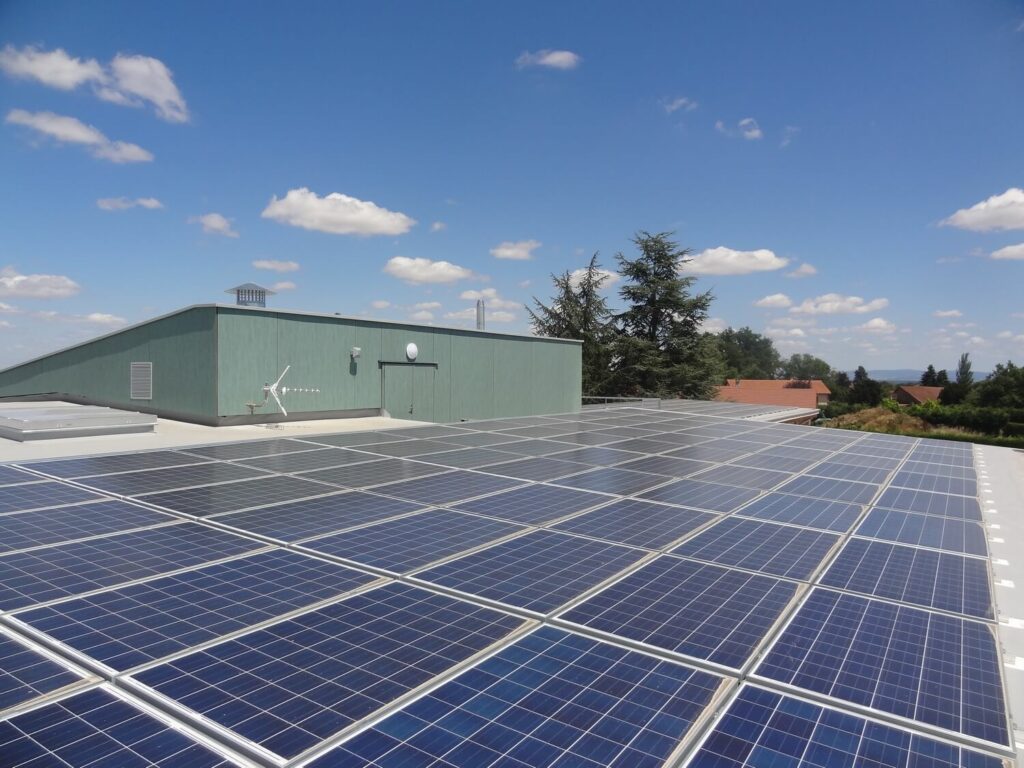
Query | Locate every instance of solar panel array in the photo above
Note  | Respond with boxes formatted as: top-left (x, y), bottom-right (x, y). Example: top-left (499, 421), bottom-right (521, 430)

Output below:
top-left (0, 400), bottom-right (1011, 767)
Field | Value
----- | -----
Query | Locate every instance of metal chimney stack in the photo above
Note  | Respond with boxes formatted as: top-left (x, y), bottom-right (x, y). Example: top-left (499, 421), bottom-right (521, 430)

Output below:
top-left (475, 299), bottom-right (485, 330)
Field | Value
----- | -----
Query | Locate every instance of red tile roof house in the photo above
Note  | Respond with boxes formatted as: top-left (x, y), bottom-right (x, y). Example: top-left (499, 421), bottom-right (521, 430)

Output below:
top-left (892, 385), bottom-right (944, 406)
top-left (716, 379), bottom-right (831, 412)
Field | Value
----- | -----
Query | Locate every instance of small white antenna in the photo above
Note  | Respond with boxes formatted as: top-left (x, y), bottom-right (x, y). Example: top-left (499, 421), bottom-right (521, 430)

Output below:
top-left (246, 365), bottom-right (320, 416)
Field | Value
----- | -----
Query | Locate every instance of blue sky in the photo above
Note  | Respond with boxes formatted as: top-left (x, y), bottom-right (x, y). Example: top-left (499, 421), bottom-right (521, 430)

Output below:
top-left (1, 1), bottom-right (1023, 372)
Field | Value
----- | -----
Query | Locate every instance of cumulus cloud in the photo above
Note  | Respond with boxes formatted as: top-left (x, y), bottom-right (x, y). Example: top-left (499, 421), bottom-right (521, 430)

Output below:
top-left (767, 326), bottom-right (806, 338)
top-left (5, 109), bottom-right (152, 162)
top-left (191, 212), bottom-right (238, 238)
top-left (459, 288), bottom-right (520, 310)
top-left (0, 267), bottom-right (79, 298)
top-left (992, 243), bottom-right (1024, 260)
top-left (272, 281), bottom-right (296, 291)
top-left (490, 239), bottom-right (541, 260)
top-left (701, 317), bottom-right (729, 333)
top-left (0, 45), bottom-right (104, 89)
top-left (252, 259), bottom-right (299, 273)
top-left (262, 188), bottom-right (415, 236)
top-left (662, 96), bottom-right (698, 114)
top-left (430, 221), bottom-right (446, 232)
top-left (445, 307), bottom-right (516, 324)
top-left (96, 196), bottom-right (163, 211)
top-left (790, 293), bottom-right (889, 315)
top-left (82, 312), bottom-right (126, 326)
top-left (787, 262), bottom-right (817, 278)
top-left (858, 317), bottom-right (896, 334)
top-left (942, 188), bottom-right (1024, 231)
top-left (753, 293), bottom-right (792, 308)
top-left (409, 310), bottom-right (435, 322)
top-left (933, 309), bottom-right (962, 318)
top-left (414, 301), bottom-right (442, 310)
top-left (371, 300), bottom-right (391, 310)
top-left (568, 267), bottom-right (619, 289)
top-left (715, 117), bottom-right (762, 140)
top-left (515, 50), bottom-right (581, 70)
top-left (384, 256), bottom-right (473, 284)
top-left (685, 247), bottom-right (788, 275)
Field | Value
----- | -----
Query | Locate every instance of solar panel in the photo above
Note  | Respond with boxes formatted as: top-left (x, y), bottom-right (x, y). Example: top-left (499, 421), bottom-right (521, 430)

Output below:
top-left (425, 431), bottom-right (526, 448)
top-left (819, 538), bottom-right (993, 619)
top-left (666, 443), bottom-right (755, 463)
top-left (900, 459), bottom-right (977, 480)
top-left (908, 448), bottom-right (974, 467)
top-left (180, 437), bottom-right (322, 459)
top-left (0, 499), bottom-right (173, 554)
top-left (559, 556), bottom-right (797, 670)
top-left (856, 507), bottom-right (988, 556)
top-left (302, 431), bottom-right (411, 448)
top-left (0, 523), bottom-right (264, 611)
top-left (77, 462), bottom-right (269, 496)
top-left (552, 498), bottom-right (716, 549)
top-left (321, 626), bottom-right (727, 768)
top-left (0, 686), bottom-right (236, 767)
top-left (638, 478), bottom-right (760, 513)
top-left (129, 583), bottom-right (526, 761)
top-left (19, 451), bottom-right (210, 480)
top-left (140, 474), bottom-right (337, 517)
top-left (670, 518), bottom-right (839, 580)
top-left (234, 447), bottom-right (375, 473)
top-left (805, 460), bottom-right (893, 485)
top-left (728, 452), bottom-right (819, 473)
top-left (478, 456), bottom-right (593, 482)
top-left (615, 454), bottom-right (712, 478)
top-left (415, 530), bottom-right (647, 615)
top-left (387, 425), bottom-right (473, 439)
top-left (210, 491), bottom-right (424, 543)
top-left (686, 684), bottom-right (1006, 768)
top-left (0, 465), bottom-right (44, 486)
top-left (355, 438), bottom-right (465, 457)
top-left (688, 464), bottom-right (793, 490)
top-left (300, 457), bottom-right (446, 488)
top-left (890, 470), bottom-right (978, 497)
top-left (754, 589), bottom-right (1009, 747)
top-left (298, 508), bottom-right (525, 573)
top-left (0, 481), bottom-right (105, 514)
top-left (482, 438), bottom-right (578, 457)
top-left (0, 630), bottom-right (90, 716)
top-left (734, 493), bottom-right (864, 533)
top-left (773, 475), bottom-right (879, 504)
top-left (14, 549), bottom-right (379, 671)
top-left (452, 484), bottom-right (610, 525)
top-left (409, 447), bottom-right (521, 469)
top-left (603, 437), bottom-right (678, 454)
top-left (371, 470), bottom-right (523, 506)
top-left (546, 446), bottom-right (643, 466)
top-left (552, 467), bottom-right (669, 496)
top-left (874, 486), bottom-right (983, 520)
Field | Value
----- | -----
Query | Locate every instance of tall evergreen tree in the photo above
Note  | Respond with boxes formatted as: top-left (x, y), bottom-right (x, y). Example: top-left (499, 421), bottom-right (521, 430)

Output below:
top-left (941, 352), bottom-right (974, 404)
top-left (849, 365), bottom-right (883, 405)
top-left (920, 364), bottom-right (938, 386)
top-left (935, 369), bottom-right (950, 386)
top-left (956, 352), bottom-right (974, 387)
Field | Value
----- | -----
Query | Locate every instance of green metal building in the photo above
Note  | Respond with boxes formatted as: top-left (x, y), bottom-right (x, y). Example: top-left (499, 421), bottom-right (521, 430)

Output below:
top-left (0, 305), bottom-right (582, 425)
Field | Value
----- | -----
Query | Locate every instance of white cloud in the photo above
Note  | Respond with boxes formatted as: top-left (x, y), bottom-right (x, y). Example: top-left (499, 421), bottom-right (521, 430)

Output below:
top-left (933, 309), bottom-right (962, 318)
top-left (413, 301), bottom-right (442, 310)
top-left (992, 243), bottom-right (1024, 260)
top-left (997, 330), bottom-right (1013, 339)
top-left (662, 96), bottom-right (697, 114)
top-left (0, 45), bottom-right (103, 89)
top-left (568, 267), bottom-right (619, 289)
top-left (0, 302), bottom-right (19, 314)
top-left (444, 308), bottom-right (475, 321)
top-left (780, 126), bottom-right (800, 148)
top-left (490, 239), bottom-right (541, 260)
top-left (97, 196), bottom-right (163, 211)
top-left (95, 54), bottom-right (188, 122)
top-left (252, 259), bottom-right (299, 273)
top-left (262, 188), bottom-right (415, 236)
top-left (790, 293), bottom-right (889, 315)
top-left (787, 262), bottom-right (817, 278)
top-left (0, 267), bottom-right (79, 298)
top-left (82, 312), bottom-right (126, 326)
top-left (716, 117), bottom-right (762, 140)
top-left (384, 256), bottom-right (473, 284)
top-left (701, 317), bottom-right (728, 333)
top-left (770, 316), bottom-right (816, 328)
top-left (272, 281), bottom-right (296, 291)
top-left (685, 247), bottom-right (788, 275)
top-left (5, 109), bottom-right (153, 163)
top-left (767, 326), bottom-right (806, 338)
top-left (191, 212), bottom-right (238, 238)
top-left (445, 307), bottom-right (515, 324)
top-left (515, 50), bottom-right (581, 70)
top-left (489, 310), bottom-right (516, 323)
top-left (430, 221), bottom-right (446, 232)
top-left (753, 293), bottom-right (792, 308)
top-left (371, 300), bottom-right (391, 309)
top-left (409, 310), bottom-right (435, 322)
top-left (459, 288), bottom-right (520, 310)
top-left (942, 188), bottom-right (1024, 231)
top-left (858, 317), bottom-right (896, 334)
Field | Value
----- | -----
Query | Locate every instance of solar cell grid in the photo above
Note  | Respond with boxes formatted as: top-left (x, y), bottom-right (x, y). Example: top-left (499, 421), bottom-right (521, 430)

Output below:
top-left (728, 452), bottom-right (819, 473)
top-left (825, 451), bottom-right (906, 470)
top-left (299, 508), bottom-right (525, 573)
top-left (15, 549), bottom-right (379, 671)
top-left (421, 431), bottom-right (524, 448)
top-left (324, 626), bottom-right (726, 768)
top-left (774, 475), bottom-right (879, 505)
top-left (0, 465), bottom-right (43, 486)
top-left (388, 425), bottom-right (472, 439)
top-left (900, 459), bottom-right (977, 479)
top-left (77, 462), bottom-right (268, 496)
top-left (600, 437), bottom-right (678, 454)
top-left (545, 445), bottom-right (643, 466)
top-left (180, 438), bottom-right (319, 460)
top-left (559, 556), bottom-right (798, 669)
top-left (543, 429), bottom-right (630, 446)
top-left (130, 582), bottom-right (526, 761)
top-left (0, 499), bottom-right (173, 554)
top-left (354, 438), bottom-right (465, 458)
top-left (477, 456), bottom-right (592, 482)
top-left (0, 630), bottom-right (89, 715)
top-left (638, 478), bottom-right (760, 513)
top-left (819, 537), bottom-right (993, 619)
top-left (140, 474), bottom-right (338, 517)
top-left (500, 424), bottom-right (581, 439)
top-left (408, 447), bottom-right (521, 469)
top-left (875, 486), bottom-right (983, 520)
top-left (20, 450), bottom-right (211, 479)
top-left (415, 529), bottom-right (647, 615)
top-left (840, 444), bottom-right (911, 461)
top-left (233, 447), bottom-right (374, 473)
top-left (472, 438), bottom-right (574, 457)
top-left (614, 454), bottom-right (711, 478)
top-left (0, 522), bottom-right (263, 611)
top-left (666, 443), bottom-right (755, 463)
top-left (0, 481), bottom-right (105, 514)
top-left (552, 467), bottom-right (669, 496)
top-left (302, 431), bottom-right (411, 448)
top-left (371, 470), bottom-right (523, 506)
top-left (909, 448), bottom-right (975, 467)
top-left (805, 460), bottom-right (893, 485)
top-left (733, 493), bottom-right (864, 533)
top-left (552, 498), bottom-right (716, 549)
top-left (686, 685), bottom-right (1007, 768)
top-left (670, 518), bottom-right (839, 580)
top-left (856, 507), bottom-right (988, 556)
top-left (300, 457), bottom-right (446, 488)
top-left (890, 470), bottom-right (978, 496)
top-left (452, 484), bottom-right (610, 525)
top-left (755, 589), bottom-right (1009, 747)
top-left (0, 687), bottom-right (235, 768)
top-left (688, 464), bottom-right (792, 490)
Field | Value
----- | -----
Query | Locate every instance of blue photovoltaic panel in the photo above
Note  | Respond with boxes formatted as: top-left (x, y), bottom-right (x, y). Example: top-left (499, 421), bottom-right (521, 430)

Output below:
top-left (16, 549), bottom-right (379, 671)
top-left (21, 451), bottom-right (209, 479)
top-left (321, 626), bottom-right (725, 768)
top-left (909, 448), bottom-right (974, 467)
top-left (131, 583), bottom-right (525, 761)
top-left (416, 530), bottom-right (646, 615)
top-left (560, 557), bottom-right (797, 669)
top-left (756, 589), bottom-right (1009, 747)
top-left (874, 486), bottom-right (983, 520)
top-left (0, 500), bottom-right (173, 554)
top-left (552, 467), bottom-right (667, 496)
top-left (0, 522), bottom-right (263, 611)
top-left (735, 493), bottom-right (863, 533)
top-left (890, 470), bottom-right (978, 497)
top-left (481, 439), bottom-right (577, 458)
top-left (805, 461), bottom-right (893, 485)
top-left (139, 475), bottom-right (337, 517)
top-left (181, 438), bottom-right (321, 459)
top-left (901, 459), bottom-right (977, 480)
top-left (299, 509), bottom-right (525, 573)
top-left (77, 462), bottom-right (268, 496)
top-left (546, 446), bottom-right (644, 466)
top-left (0, 481), bottom-right (105, 514)
top-left (452, 484), bottom-right (609, 525)
top-left (371, 470), bottom-right (523, 506)
top-left (688, 465), bottom-right (792, 491)
top-left (615, 454), bottom-right (711, 478)
top-left (552, 498), bottom-right (715, 549)
top-left (411, 447), bottom-right (522, 469)
top-left (670, 518), bottom-right (839, 580)
top-left (0, 631), bottom-right (86, 714)
top-left (300, 458), bottom-right (446, 488)
top-left (355, 438), bottom-right (465, 457)
top-left (856, 507), bottom-right (988, 556)
top-left (0, 687), bottom-right (234, 767)
top-left (667, 443), bottom-right (755, 463)
top-left (235, 447), bottom-right (373, 473)
top-left (773, 475), bottom-right (879, 505)
top-left (686, 685), bottom-right (1006, 768)
top-left (819, 538), bottom-right (993, 619)
top-left (729, 452), bottom-right (819, 473)
top-left (479, 456), bottom-right (593, 482)
top-left (211, 491), bottom-right (424, 542)
top-left (388, 425), bottom-right (474, 439)
top-left (638, 478), bottom-right (760, 513)
top-left (0, 465), bottom-right (46, 486)
top-left (303, 431), bottom-right (412, 448)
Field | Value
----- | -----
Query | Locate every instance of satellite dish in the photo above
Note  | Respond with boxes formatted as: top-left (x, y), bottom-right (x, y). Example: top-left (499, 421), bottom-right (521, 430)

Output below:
top-left (405, 342), bottom-right (419, 361)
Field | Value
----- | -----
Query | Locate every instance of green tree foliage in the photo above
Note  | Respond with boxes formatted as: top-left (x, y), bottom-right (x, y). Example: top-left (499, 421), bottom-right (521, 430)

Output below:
top-left (970, 362), bottom-right (1024, 409)
top-left (716, 327), bottom-right (781, 380)
top-left (920, 364), bottom-right (938, 386)
top-left (940, 352), bottom-right (974, 404)
top-left (780, 353), bottom-right (833, 382)
top-left (607, 232), bottom-right (722, 398)
top-left (956, 352), bottom-right (974, 387)
top-left (528, 254), bottom-right (614, 395)
top-left (830, 371), bottom-right (852, 403)
top-left (935, 369), bottom-right (950, 386)
top-left (849, 365), bottom-right (883, 406)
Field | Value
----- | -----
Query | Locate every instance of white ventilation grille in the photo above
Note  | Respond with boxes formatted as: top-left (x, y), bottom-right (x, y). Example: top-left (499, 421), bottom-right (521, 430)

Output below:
top-left (130, 362), bottom-right (153, 400)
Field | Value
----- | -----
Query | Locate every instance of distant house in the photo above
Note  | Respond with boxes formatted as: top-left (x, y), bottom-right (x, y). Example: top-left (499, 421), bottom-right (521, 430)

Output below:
top-left (892, 385), bottom-right (943, 406)
top-left (716, 379), bottom-right (831, 410)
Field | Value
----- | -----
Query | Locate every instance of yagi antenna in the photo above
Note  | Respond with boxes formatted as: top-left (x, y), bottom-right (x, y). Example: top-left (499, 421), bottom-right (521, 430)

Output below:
top-left (246, 365), bottom-right (320, 416)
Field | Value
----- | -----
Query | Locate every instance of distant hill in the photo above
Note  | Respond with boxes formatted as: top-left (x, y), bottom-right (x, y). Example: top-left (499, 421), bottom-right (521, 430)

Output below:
top-left (844, 369), bottom-right (990, 383)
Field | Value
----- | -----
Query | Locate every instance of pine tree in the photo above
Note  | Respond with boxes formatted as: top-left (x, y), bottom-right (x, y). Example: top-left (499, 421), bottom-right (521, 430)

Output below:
top-left (920, 364), bottom-right (938, 386)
